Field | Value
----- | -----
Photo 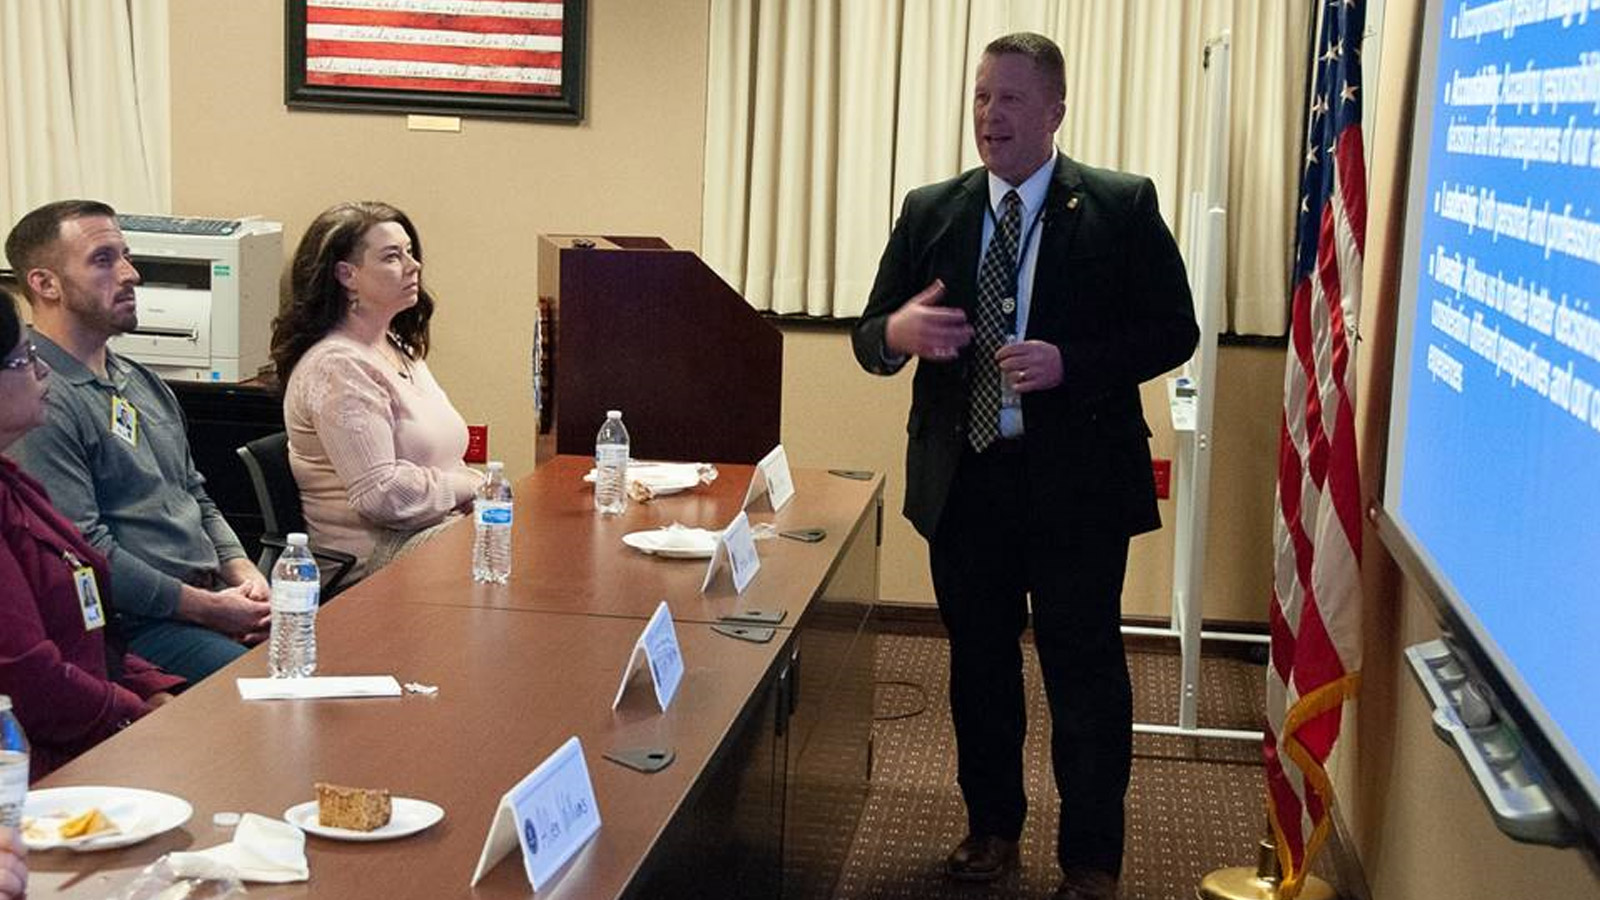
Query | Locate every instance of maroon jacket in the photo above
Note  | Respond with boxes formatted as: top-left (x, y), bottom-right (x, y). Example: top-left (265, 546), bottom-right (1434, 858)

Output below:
top-left (0, 457), bottom-right (183, 779)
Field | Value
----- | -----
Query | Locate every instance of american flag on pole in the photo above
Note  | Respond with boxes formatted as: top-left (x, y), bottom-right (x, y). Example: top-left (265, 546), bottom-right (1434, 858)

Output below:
top-left (303, 0), bottom-right (565, 96)
top-left (1264, 0), bottom-right (1367, 896)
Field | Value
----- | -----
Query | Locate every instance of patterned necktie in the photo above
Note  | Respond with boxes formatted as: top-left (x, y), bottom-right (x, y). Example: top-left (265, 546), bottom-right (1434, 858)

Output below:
top-left (967, 189), bottom-right (1023, 453)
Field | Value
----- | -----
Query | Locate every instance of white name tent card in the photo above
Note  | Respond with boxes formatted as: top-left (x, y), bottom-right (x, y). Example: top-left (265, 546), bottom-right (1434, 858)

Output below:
top-left (611, 600), bottom-right (686, 712)
top-left (701, 511), bottom-right (762, 595)
top-left (236, 676), bottom-right (402, 700)
top-left (471, 736), bottom-right (602, 890)
top-left (742, 444), bottom-right (795, 512)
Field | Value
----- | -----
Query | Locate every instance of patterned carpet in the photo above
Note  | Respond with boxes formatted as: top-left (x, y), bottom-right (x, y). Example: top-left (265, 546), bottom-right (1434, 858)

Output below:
top-left (833, 632), bottom-right (1334, 900)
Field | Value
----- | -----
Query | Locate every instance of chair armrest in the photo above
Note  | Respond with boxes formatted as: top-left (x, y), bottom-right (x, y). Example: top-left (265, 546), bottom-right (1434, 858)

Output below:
top-left (258, 535), bottom-right (359, 600)
top-left (313, 547), bottom-right (359, 597)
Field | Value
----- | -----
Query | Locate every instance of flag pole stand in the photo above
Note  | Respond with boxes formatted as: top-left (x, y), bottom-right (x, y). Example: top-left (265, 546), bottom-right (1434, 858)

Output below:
top-left (1197, 835), bottom-right (1337, 900)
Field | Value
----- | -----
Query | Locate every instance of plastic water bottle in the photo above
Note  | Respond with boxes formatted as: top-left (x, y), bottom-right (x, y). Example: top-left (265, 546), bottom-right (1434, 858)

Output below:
top-left (1000, 332), bottom-right (1021, 410)
top-left (473, 461), bottom-right (514, 583)
top-left (594, 410), bottom-right (630, 516)
top-left (268, 534), bottom-right (320, 678)
top-left (0, 696), bottom-right (27, 829)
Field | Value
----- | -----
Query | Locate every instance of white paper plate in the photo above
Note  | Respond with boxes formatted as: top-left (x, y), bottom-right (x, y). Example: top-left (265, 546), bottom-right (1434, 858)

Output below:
top-left (622, 528), bottom-right (719, 559)
top-left (284, 797), bottom-right (444, 842)
top-left (584, 464), bottom-right (702, 496)
top-left (22, 785), bottom-right (193, 852)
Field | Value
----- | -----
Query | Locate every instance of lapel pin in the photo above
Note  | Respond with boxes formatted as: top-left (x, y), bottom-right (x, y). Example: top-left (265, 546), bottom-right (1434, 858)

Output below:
top-left (1066, 195), bottom-right (1080, 210)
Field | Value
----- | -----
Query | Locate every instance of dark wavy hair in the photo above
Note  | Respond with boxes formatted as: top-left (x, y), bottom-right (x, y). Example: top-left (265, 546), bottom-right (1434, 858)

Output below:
top-left (270, 201), bottom-right (434, 382)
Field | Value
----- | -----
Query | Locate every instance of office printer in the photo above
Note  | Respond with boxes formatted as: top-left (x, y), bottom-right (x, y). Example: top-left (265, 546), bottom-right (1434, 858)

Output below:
top-left (111, 215), bottom-right (282, 382)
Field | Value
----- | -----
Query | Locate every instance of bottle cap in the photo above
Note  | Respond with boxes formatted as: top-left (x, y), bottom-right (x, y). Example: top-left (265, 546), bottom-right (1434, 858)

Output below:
top-left (287, 533), bottom-right (309, 547)
top-left (486, 460), bottom-right (504, 471)
top-left (607, 409), bottom-right (622, 418)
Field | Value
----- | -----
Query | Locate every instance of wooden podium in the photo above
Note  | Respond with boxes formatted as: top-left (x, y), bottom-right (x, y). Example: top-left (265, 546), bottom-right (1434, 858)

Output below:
top-left (536, 234), bottom-right (783, 464)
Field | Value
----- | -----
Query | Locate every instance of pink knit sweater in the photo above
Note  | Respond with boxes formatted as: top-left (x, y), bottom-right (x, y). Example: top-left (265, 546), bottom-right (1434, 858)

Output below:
top-left (284, 332), bottom-right (482, 574)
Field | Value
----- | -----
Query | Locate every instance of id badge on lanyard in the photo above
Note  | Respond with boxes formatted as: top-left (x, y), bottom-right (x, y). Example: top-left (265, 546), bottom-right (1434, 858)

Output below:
top-left (67, 550), bottom-right (106, 631)
top-left (111, 395), bottom-right (140, 447)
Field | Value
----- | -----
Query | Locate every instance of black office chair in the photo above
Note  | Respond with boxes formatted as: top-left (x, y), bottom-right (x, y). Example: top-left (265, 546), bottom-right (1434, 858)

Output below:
top-left (236, 431), bottom-right (357, 598)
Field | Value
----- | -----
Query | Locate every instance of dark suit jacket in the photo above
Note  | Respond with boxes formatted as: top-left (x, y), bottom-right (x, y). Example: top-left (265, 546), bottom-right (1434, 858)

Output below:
top-left (852, 155), bottom-right (1199, 540)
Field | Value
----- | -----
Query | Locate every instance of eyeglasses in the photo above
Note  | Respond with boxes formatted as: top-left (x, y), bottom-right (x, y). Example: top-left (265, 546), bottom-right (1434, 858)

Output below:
top-left (1, 342), bottom-right (42, 374)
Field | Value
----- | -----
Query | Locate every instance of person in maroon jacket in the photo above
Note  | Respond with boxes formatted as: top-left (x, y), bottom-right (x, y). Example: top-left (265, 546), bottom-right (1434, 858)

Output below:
top-left (0, 288), bottom-right (182, 779)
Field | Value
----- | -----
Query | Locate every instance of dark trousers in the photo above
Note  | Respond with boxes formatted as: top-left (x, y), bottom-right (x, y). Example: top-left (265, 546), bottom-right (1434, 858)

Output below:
top-left (929, 442), bottom-right (1133, 875)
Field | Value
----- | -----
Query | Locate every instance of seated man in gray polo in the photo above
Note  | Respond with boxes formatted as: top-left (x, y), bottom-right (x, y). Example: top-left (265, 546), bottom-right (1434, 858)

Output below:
top-left (5, 200), bottom-right (271, 681)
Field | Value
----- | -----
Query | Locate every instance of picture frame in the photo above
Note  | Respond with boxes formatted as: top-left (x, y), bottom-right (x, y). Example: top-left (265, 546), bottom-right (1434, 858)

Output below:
top-left (284, 0), bottom-right (585, 122)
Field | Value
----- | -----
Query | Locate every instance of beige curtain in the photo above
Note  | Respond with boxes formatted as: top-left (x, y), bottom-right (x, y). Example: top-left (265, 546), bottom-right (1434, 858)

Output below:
top-left (703, 0), bottom-right (1310, 335)
top-left (0, 0), bottom-right (170, 233)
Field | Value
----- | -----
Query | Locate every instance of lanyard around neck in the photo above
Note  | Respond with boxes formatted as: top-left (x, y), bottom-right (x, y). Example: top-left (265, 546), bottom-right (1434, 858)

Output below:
top-left (985, 194), bottom-right (1046, 309)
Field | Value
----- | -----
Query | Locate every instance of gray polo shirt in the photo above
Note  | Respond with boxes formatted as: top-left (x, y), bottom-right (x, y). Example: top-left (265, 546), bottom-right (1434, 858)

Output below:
top-left (8, 330), bottom-right (246, 623)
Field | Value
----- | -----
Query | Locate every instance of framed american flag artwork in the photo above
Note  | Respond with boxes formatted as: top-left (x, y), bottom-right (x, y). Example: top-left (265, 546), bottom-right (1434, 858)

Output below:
top-left (285, 0), bottom-right (585, 122)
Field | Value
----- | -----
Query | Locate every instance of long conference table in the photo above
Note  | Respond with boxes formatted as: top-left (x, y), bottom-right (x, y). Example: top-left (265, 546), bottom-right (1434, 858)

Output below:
top-left (30, 456), bottom-right (883, 899)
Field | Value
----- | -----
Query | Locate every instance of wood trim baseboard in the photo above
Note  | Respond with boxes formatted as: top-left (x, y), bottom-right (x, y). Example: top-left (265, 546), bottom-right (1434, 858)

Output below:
top-left (869, 603), bottom-right (1268, 663)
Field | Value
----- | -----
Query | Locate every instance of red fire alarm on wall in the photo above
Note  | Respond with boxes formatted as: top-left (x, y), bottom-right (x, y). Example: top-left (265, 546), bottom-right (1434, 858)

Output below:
top-left (465, 425), bottom-right (488, 464)
top-left (1152, 458), bottom-right (1172, 500)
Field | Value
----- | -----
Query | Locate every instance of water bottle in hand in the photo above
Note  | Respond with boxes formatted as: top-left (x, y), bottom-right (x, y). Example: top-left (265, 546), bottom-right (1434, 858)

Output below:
top-left (1000, 332), bottom-right (1021, 410)
top-left (473, 461), bottom-right (514, 583)
top-left (0, 696), bottom-right (28, 829)
top-left (594, 410), bottom-right (630, 516)
top-left (268, 534), bottom-right (320, 678)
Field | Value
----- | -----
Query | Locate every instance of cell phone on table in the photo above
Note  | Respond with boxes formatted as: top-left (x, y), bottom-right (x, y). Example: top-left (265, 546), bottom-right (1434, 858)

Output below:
top-left (721, 609), bottom-right (786, 625)
top-left (712, 623), bottom-right (776, 643)
top-left (828, 469), bottom-right (874, 480)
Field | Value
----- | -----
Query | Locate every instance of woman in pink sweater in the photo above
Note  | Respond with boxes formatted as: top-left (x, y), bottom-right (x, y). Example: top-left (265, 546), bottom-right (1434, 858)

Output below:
top-left (270, 202), bottom-right (483, 580)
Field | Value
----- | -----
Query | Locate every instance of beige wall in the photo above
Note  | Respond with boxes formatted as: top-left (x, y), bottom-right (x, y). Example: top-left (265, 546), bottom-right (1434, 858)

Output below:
top-left (1341, 1), bottom-right (1600, 896)
top-left (170, 0), bottom-right (711, 480)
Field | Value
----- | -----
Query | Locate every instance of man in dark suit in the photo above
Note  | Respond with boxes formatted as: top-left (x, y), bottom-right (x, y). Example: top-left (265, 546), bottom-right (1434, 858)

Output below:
top-left (852, 32), bottom-right (1198, 900)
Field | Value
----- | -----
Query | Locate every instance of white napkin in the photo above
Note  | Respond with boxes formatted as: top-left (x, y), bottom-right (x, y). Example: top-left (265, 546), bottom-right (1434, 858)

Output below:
top-left (651, 523), bottom-right (719, 552)
top-left (236, 676), bottom-right (403, 700)
top-left (166, 813), bottom-right (309, 883)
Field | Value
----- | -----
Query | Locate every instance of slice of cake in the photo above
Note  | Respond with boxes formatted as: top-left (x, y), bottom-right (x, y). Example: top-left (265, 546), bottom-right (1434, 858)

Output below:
top-left (315, 782), bottom-right (392, 831)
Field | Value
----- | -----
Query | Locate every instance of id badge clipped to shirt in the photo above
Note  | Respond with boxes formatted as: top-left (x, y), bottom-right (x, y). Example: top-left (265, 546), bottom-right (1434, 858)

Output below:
top-left (110, 395), bottom-right (139, 447)
top-left (68, 551), bottom-right (106, 631)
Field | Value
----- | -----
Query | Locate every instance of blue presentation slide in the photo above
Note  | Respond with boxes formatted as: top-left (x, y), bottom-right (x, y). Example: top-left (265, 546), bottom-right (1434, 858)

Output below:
top-left (1398, 6), bottom-right (1600, 778)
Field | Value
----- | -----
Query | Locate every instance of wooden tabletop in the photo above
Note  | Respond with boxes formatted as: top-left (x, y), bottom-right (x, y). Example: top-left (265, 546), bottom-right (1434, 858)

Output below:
top-left (28, 459), bottom-right (882, 898)
top-left (31, 602), bottom-right (788, 899)
top-left (366, 456), bottom-right (884, 626)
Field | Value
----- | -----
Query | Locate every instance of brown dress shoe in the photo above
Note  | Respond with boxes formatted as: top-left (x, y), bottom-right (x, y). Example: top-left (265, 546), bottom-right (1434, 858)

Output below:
top-left (945, 834), bottom-right (1018, 882)
top-left (1053, 865), bottom-right (1119, 899)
